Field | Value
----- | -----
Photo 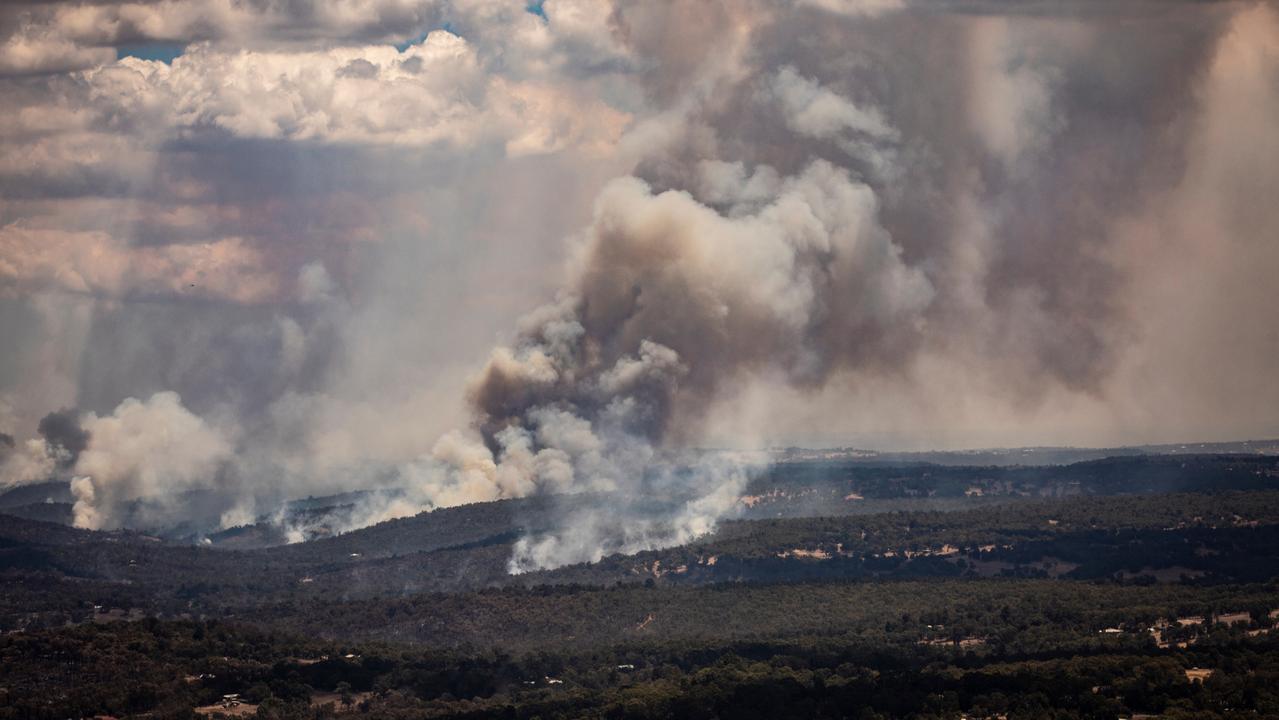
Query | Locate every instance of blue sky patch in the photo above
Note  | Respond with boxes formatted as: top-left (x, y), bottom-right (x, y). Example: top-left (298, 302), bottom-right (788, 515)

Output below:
top-left (116, 43), bottom-right (186, 64)
top-left (396, 23), bottom-right (458, 52)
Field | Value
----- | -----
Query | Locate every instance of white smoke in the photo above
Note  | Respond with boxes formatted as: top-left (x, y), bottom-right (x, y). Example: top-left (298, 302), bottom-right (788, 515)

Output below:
top-left (403, 157), bottom-right (932, 571)
top-left (767, 65), bottom-right (900, 174)
top-left (70, 392), bottom-right (233, 530)
top-left (0, 437), bottom-right (60, 489)
top-left (507, 458), bottom-right (750, 574)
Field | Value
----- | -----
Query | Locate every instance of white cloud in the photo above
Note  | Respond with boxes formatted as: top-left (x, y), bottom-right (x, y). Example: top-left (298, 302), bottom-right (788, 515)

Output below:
top-left (38, 0), bottom-right (448, 56)
top-left (0, 224), bottom-right (279, 303)
top-left (0, 26), bottom-right (116, 76)
top-left (795, 0), bottom-right (905, 17)
top-left (0, 31), bottom-right (630, 190)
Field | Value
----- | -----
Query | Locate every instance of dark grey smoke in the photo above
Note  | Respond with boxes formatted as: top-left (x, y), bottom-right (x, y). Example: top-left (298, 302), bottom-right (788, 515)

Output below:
top-left (37, 408), bottom-right (88, 468)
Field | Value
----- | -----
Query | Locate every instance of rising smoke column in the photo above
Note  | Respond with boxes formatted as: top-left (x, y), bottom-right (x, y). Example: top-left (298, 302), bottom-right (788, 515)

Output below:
top-left (70, 392), bottom-right (233, 530)
top-left (411, 159), bottom-right (932, 571)
top-left (379, 1), bottom-right (1277, 571)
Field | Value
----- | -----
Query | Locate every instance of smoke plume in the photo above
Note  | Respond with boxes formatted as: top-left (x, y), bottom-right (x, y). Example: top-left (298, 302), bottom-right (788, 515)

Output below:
top-left (0, 1), bottom-right (1276, 564)
top-left (70, 392), bottom-right (233, 530)
top-left (37, 408), bottom-right (88, 468)
top-left (408, 159), bottom-right (932, 569)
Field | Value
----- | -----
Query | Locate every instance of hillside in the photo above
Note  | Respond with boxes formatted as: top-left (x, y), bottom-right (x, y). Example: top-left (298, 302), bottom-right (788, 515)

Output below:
top-left (4, 452), bottom-right (1279, 719)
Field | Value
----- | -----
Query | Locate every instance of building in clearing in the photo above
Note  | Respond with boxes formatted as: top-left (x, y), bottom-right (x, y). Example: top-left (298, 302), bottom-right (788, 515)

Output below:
top-left (1185, 668), bottom-right (1214, 683)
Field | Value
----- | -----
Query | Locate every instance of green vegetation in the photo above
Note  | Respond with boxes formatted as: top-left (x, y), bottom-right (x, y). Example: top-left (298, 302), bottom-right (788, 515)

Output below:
top-left (3, 453), bottom-right (1279, 718)
top-left (5, 586), bottom-right (1279, 719)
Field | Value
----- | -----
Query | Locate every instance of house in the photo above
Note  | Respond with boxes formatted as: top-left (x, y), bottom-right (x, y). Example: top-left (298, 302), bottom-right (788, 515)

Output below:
top-left (1185, 668), bottom-right (1214, 683)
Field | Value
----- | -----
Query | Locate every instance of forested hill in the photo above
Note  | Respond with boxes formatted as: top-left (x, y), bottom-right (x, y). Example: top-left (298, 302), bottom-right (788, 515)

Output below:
top-left (4, 452), bottom-right (1279, 719)
top-left (2, 457), bottom-right (1278, 616)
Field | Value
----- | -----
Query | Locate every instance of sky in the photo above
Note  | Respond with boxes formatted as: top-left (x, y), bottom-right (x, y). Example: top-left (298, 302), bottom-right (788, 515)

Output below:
top-left (0, 0), bottom-right (1277, 539)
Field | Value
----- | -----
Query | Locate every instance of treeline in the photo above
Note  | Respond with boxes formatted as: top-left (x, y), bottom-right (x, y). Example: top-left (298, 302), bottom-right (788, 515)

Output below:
top-left (249, 578), bottom-right (1279, 652)
top-left (5, 598), bottom-right (1279, 719)
top-left (751, 454), bottom-right (1279, 502)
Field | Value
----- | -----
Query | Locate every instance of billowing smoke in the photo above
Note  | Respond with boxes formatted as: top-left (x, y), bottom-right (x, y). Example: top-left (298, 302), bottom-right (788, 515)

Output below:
top-left (37, 408), bottom-right (88, 468)
top-left (0, 436), bottom-right (58, 489)
top-left (472, 161), bottom-right (931, 443)
top-left (402, 159), bottom-right (933, 570)
top-left (0, 408), bottom-right (87, 488)
top-left (0, 1), bottom-right (1276, 563)
top-left (70, 392), bottom-right (233, 530)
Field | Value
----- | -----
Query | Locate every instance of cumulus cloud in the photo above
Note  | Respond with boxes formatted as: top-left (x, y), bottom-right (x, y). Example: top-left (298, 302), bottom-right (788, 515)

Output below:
top-left (0, 225), bottom-right (278, 303)
top-left (48, 0), bottom-right (447, 48)
top-left (0, 26), bottom-right (116, 76)
top-left (796, 0), bottom-right (905, 17)
top-left (0, 0), bottom-right (452, 77)
top-left (69, 35), bottom-right (629, 151)
top-left (0, 26), bottom-right (629, 208)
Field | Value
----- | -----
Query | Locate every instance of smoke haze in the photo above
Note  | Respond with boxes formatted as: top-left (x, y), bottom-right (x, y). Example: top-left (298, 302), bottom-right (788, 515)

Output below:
top-left (0, 0), bottom-right (1276, 566)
